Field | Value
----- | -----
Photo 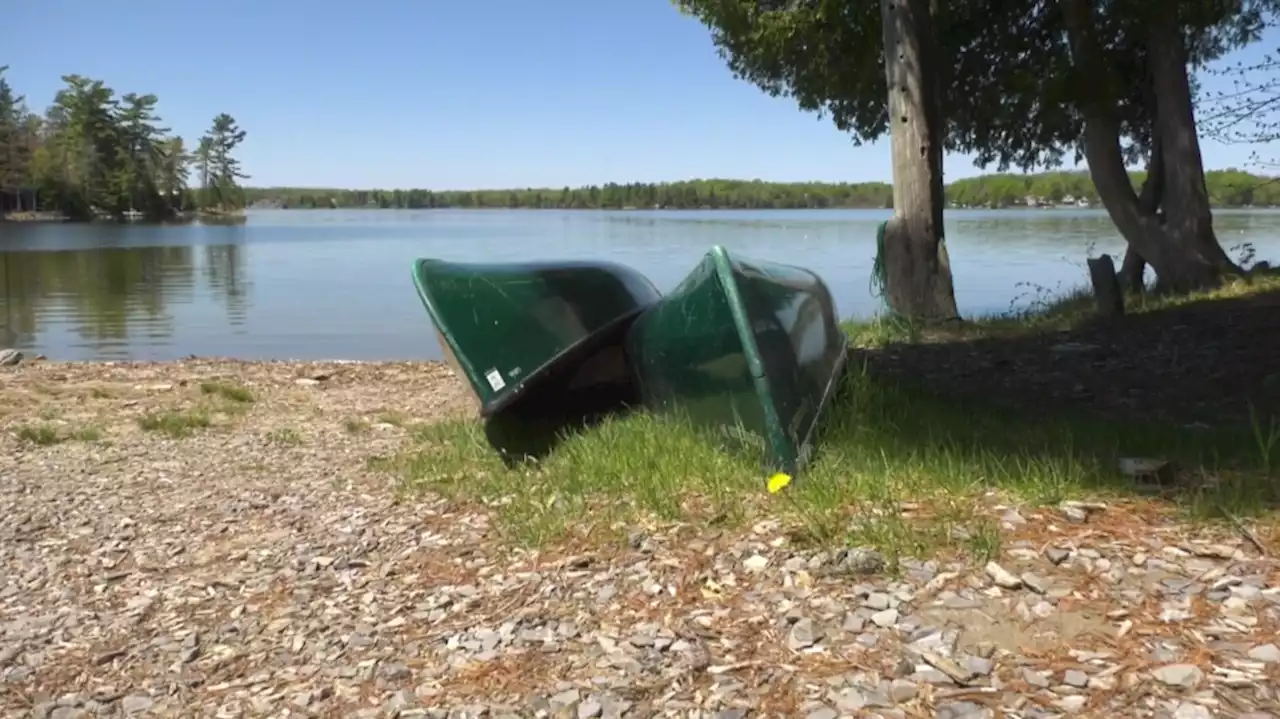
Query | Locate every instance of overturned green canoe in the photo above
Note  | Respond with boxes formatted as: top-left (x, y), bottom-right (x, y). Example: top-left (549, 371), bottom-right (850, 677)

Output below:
top-left (411, 257), bottom-right (662, 458)
top-left (625, 246), bottom-right (848, 474)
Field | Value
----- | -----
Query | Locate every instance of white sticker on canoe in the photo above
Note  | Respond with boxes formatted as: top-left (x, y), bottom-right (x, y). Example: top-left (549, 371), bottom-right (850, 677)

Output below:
top-left (484, 368), bottom-right (506, 391)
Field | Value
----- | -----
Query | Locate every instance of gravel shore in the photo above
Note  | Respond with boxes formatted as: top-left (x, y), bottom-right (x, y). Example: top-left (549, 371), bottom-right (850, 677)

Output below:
top-left (2, 359), bottom-right (1278, 718)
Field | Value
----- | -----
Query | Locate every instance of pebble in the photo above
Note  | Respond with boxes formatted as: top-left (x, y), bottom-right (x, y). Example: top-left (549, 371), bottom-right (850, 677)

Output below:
top-left (870, 608), bottom-right (900, 628)
top-left (787, 617), bottom-right (824, 649)
top-left (1173, 702), bottom-right (1215, 719)
top-left (1248, 643), bottom-right (1280, 662)
top-left (1045, 546), bottom-right (1071, 565)
top-left (1063, 669), bottom-right (1088, 687)
top-left (120, 695), bottom-right (153, 715)
top-left (985, 561), bottom-right (1022, 589)
top-left (1152, 664), bottom-right (1204, 688)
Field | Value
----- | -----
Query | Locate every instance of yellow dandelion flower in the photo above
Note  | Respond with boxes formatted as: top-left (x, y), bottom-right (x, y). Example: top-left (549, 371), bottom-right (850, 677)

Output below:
top-left (767, 472), bottom-right (792, 494)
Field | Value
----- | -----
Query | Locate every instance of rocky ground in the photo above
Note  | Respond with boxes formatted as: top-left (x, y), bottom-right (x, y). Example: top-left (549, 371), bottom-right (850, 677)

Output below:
top-left (2, 358), bottom-right (1279, 718)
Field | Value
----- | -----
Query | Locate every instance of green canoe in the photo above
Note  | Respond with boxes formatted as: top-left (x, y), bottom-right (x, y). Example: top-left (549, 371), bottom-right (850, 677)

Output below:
top-left (625, 246), bottom-right (848, 474)
top-left (411, 257), bottom-right (663, 458)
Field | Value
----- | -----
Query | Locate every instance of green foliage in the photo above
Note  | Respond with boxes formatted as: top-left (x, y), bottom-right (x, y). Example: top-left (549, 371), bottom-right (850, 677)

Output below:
top-left (240, 170), bottom-right (1280, 210)
top-left (197, 113), bottom-right (249, 213)
top-left (673, 0), bottom-right (1279, 171)
top-left (948, 169), bottom-right (1280, 208)
top-left (0, 68), bottom-right (246, 220)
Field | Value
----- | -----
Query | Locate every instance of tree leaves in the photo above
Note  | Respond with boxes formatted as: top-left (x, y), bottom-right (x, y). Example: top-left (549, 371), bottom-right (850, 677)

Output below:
top-left (675, 0), bottom-right (1279, 172)
top-left (1, 71), bottom-right (248, 219)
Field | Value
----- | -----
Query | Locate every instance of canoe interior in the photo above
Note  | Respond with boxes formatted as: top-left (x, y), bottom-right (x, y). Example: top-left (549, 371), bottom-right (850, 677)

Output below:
top-left (411, 256), bottom-right (661, 460)
top-left (626, 246), bottom-right (848, 474)
top-left (482, 323), bottom-right (645, 462)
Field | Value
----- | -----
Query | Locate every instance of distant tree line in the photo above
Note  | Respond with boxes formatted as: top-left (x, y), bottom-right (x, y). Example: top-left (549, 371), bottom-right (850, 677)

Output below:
top-left (946, 169), bottom-right (1280, 209)
top-left (241, 179), bottom-right (893, 211)
top-left (0, 67), bottom-right (249, 221)
top-left (243, 170), bottom-right (1280, 211)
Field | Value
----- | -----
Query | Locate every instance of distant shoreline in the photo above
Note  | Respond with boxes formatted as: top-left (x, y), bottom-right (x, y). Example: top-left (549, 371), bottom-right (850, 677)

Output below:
top-left (12, 169), bottom-right (1279, 221)
top-left (7, 203), bottom-right (1280, 224)
top-left (2, 210), bottom-right (248, 225)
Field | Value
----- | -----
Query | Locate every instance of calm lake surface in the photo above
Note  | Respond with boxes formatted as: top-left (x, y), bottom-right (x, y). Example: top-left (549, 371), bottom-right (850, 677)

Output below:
top-left (1, 208), bottom-right (1276, 361)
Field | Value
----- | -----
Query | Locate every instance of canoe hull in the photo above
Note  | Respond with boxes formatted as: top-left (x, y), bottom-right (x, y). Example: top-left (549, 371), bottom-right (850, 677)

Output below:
top-left (412, 257), bottom-right (662, 459)
top-left (625, 246), bottom-right (848, 474)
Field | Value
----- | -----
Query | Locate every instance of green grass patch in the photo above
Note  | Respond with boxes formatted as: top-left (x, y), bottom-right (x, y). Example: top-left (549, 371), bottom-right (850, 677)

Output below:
top-left (200, 381), bottom-right (255, 404)
top-left (138, 409), bottom-right (212, 438)
top-left (392, 361), bottom-right (1277, 560)
top-left (373, 409), bottom-right (410, 427)
top-left (844, 269), bottom-right (1280, 348)
top-left (343, 417), bottom-right (371, 434)
top-left (16, 422), bottom-right (103, 445)
top-left (267, 427), bottom-right (303, 445)
top-left (16, 423), bottom-right (63, 446)
top-left (70, 425), bottom-right (103, 442)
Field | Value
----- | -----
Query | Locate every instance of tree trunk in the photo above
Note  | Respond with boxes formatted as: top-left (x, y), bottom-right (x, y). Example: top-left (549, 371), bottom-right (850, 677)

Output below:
top-left (1062, 0), bottom-right (1238, 295)
top-left (878, 0), bottom-right (960, 322)
top-left (1121, 130), bottom-right (1166, 294)
top-left (1145, 5), bottom-right (1238, 290)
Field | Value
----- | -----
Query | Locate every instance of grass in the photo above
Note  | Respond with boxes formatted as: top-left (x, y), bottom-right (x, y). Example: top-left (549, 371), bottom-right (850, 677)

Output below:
top-left (267, 427), bottom-right (303, 445)
top-left (200, 381), bottom-right (255, 404)
top-left (343, 417), bottom-right (371, 434)
top-left (377, 410), bottom-right (410, 427)
top-left (16, 423), bottom-right (63, 446)
top-left (388, 273), bottom-right (1280, 561)
top-left (131, 382), bottom-right (255, 438)
top-left (844, 267), bottom-right (1280, 348)
top-left (393, 365), bottom-right (1275, 558)
top-left (16, 422), bottom-right (102, 446)
top-left (138, 409), bottom-right (212, 438)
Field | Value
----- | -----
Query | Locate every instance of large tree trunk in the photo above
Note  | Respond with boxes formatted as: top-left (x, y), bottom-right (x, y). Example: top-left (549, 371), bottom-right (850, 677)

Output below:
top-left (1120, 130), bottom-right (1165, 293)
top-left (1062, 0), bottom-right (1239, 295)
top-left (878, 0), bottom-right (960, 322)
top-left (1145, 5), bottom-right (1238, 289)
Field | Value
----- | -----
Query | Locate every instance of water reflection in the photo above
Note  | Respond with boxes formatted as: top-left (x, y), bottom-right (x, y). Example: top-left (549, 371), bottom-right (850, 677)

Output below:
top-left (0, 244), bottom-right (248, 359)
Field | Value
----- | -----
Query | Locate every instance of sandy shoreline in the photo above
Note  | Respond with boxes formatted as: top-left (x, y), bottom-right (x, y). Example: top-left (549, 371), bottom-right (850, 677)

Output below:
top-left (3, 359), bottom-right (1280, 717)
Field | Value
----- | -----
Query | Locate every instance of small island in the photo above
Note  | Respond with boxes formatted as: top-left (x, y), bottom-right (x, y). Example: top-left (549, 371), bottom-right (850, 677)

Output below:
top-left (0, 68), bottom-right (249, 224)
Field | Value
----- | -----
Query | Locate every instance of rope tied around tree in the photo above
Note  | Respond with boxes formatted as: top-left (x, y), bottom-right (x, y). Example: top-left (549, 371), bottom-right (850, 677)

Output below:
top-left (869, 219), bottom-right (889, 303)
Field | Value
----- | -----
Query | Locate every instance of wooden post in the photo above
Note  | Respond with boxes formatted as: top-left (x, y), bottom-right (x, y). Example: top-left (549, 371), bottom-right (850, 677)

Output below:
top-left (1087, 253), bottom-right (1125, 317)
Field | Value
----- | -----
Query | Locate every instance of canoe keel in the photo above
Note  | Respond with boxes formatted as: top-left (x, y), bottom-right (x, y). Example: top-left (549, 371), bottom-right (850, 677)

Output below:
top-left (411, 246), bottom-right (847, 473)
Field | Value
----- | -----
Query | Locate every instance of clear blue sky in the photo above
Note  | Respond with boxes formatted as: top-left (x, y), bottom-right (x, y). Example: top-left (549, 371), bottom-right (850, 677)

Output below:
top-left (3, 0), bottom-right (1276, 190)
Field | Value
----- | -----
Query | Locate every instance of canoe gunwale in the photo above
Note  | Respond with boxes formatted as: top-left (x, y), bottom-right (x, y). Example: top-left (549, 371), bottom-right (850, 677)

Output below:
top-left (708, 246), bottom-right (795, 473)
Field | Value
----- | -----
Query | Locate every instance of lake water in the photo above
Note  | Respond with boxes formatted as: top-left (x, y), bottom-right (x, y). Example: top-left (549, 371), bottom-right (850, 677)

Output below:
top-left (0, 208), bottom-right (1276, 361)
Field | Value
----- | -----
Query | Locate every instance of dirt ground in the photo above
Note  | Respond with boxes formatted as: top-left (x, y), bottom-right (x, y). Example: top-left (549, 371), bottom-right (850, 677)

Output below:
top-left (857, 287), bottom-right (1280, 428)
top-left (1, 358), bottom-right (1279, 717)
